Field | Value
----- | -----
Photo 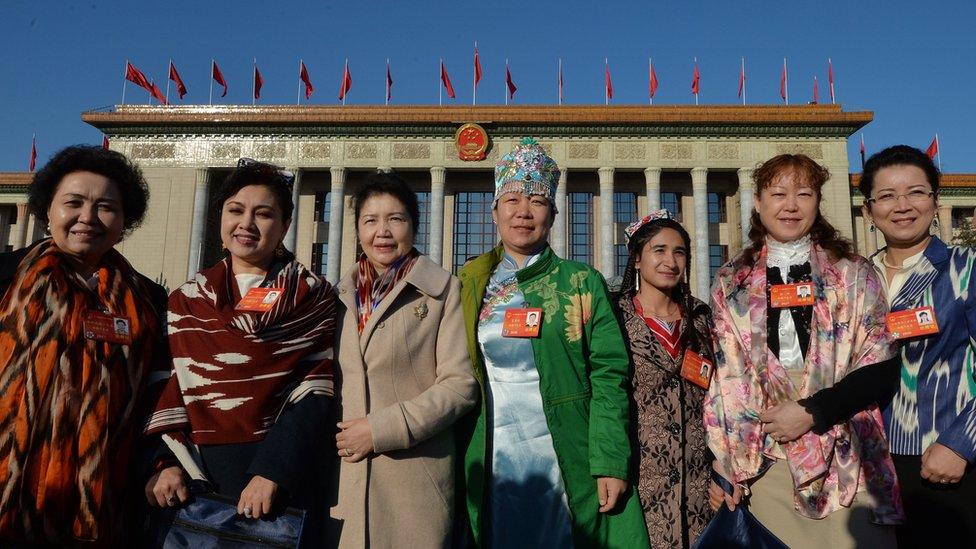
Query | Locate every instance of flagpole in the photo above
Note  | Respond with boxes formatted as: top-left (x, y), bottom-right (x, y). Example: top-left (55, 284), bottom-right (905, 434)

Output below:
top-left (473, 42), bottom-right (477, 106)
top-left (165, 59), bottom-right (172, 105)
top-left (297, 59), bottom-right (302, 105)
top-left (694, 57), bottom-right (699, 106)
top-left (121, 60), bottom-right (128, 105)
top-left (209, 59), bottom-right (214, 106)
top-left (342, 59), bottom-right (348, 106)
top-left (784, 58), bottom-right (789, 105)
top-left (648, 58), bottom-right (652, 106)
top-left (505, 59), bottom-right (509, 106)
top-left (558, 58), bottom-right (562, 106)
top-left (829, 58), bottom-right (835, 105)
top-left (936, 133), bottom-right (942, 171)
top-left (439, 59), bottom-right (443, 106)
top-left (385, 59), bottom-right (390, 106)
top-left (252, 59), bottom-right (257, 106)
top-left (604, 58), bottom-right (608, 106)
top-left (741, 57), bottom-right (746, 105)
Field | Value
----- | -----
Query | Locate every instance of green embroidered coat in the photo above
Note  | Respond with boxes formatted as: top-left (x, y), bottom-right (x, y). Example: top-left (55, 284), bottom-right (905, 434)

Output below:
top-left (458, 245), bottom-right (650, 548)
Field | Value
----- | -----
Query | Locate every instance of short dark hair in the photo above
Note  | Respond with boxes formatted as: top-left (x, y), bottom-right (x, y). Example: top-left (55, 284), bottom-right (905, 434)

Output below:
top-left (215, 161), bottom-right (294, 222)
top-left (352, 172), bottom-right (420, 236)
top-left (29, 145), bottom-right (150, 234)
top-left (860, 145), bottom-right (940, 198)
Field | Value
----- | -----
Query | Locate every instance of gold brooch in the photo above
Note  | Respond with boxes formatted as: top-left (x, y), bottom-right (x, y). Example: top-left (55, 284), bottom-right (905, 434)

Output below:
top-left (414, 302), bottom-right (428, 320)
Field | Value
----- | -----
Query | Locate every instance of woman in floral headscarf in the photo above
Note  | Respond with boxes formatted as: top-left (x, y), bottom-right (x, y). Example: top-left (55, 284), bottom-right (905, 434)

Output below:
top-left (458, 139), bottom-right (648, 548)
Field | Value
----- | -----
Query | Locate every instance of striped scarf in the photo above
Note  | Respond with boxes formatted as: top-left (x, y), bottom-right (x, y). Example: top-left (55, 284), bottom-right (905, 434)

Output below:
top-left (146, 257), bottom-right (336, 446)
top-left (0, 239), bottom-right (161, 544)
top-left (355, 249), bottom-right (420, 333)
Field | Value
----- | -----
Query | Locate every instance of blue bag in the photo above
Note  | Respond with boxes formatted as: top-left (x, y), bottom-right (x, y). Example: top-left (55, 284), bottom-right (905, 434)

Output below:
top-left (692, 470), bottom-right (789, 549)
top-left (146, 490), bottom-right (306, 549)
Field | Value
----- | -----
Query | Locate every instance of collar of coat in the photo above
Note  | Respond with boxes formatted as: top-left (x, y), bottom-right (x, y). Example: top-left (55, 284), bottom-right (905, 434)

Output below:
top-left (336, 253), bottom-right (450, 317)
top-left (870, 235), bottom-right (949, 311)
top-left (458, 244), bottom-right (556, 287)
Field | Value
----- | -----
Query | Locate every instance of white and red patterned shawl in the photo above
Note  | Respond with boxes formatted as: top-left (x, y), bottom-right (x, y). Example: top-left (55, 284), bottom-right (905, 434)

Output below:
top-left (146, 257), bottom-right (336, 446)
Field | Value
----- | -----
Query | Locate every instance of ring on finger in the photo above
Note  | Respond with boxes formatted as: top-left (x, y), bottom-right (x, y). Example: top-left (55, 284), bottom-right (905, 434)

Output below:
top-left (167, 495), bottom-right (177, 505)
top-left (244, 506), bottom-right (253, 518)
top-left (344, 448), bottom-right (352, 457)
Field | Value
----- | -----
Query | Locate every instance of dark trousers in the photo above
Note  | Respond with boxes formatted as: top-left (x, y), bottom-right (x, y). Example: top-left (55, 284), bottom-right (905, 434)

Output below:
top-left (892, 453), bottom-right (976, 548)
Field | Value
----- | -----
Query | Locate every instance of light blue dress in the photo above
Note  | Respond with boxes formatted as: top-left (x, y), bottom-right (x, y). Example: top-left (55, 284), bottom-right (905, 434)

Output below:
top-left (477, 252), bottom-right (574, 548)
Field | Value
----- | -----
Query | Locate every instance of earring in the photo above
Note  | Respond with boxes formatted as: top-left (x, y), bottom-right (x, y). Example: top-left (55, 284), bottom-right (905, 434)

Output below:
top-left (275, 243), bottom-right (285, 258)
top-left (634, 269), bottom-right (641, 292)
top-left (933, 217), bottom-right (940, 229)
top-left (869, 223), bottom-right (876, 233)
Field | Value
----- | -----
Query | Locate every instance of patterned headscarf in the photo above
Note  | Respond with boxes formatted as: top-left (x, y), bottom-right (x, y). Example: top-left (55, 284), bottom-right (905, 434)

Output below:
top-left (493, 137), bottom-right (560, 210)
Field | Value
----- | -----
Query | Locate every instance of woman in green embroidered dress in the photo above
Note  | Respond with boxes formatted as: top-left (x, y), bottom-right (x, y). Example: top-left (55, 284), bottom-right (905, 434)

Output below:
top-left (457, 139), bottom-right (648, 548)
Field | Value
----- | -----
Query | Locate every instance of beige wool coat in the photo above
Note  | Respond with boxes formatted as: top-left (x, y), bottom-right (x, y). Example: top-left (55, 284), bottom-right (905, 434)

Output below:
top-left (326, 255), bottom-right (478, 548)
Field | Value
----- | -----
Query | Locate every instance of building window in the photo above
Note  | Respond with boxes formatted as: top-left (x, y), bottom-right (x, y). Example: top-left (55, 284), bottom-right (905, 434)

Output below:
top-left (568, 192), bottom-right (595, 264)
top-left (415, 191), bottom-right (431, 255)
top-left (952, 207), bottom-right (974, 229)
top-left (709, 244), bottom-right (728, 280)
top-left (661, 192), bottom-right (682, 221)
top-left (708, 192), bottom-right (727, 223)
top-left (311, 191), bottom-right (332, 277)
top-left (614, 192), bottom-right (638, 276)
top-left (452, 191), bottom-right (495, 272)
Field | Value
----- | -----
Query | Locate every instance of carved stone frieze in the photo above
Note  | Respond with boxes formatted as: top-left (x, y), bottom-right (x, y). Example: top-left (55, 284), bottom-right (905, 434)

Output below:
top-left (775, 143), bottom-right (823, 159)
top-left (346, 143), bottom-right (378, 159)
top-left (300, 142), bottom-right (331, 159)
top-left (130, 143), bottom-right (176, 159)
top-left (211, 143), bottom-right (241, 160)
top-left (393, 142), bottom-right (431, 160)
top-left (253, 142), bottom-right (287, 161)
top-left (567, 143), bottom-right (599, 159)
top-left (707, 143), bottom-right (739, 160)
top-left (614, 143), bottom-right (646, 160)
top-left (661, 143), bottom-right (693, 160)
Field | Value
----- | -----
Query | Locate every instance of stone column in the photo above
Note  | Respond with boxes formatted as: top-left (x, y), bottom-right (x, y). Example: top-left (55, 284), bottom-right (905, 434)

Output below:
top-left (326, 167), bottom-right (346, 283)
top-left (691, 167), bottom-right (710, 299)
top-left (862, 215), bottom-right (878, 255)
top-left (644, 167), bottom-right (661, 213)
top-left (284, 168), bottom-right (302, 253)
top-left (938, 205), bottom-right (953, 242)
top-left (552, 169), bottom-right (568, 257)
top-left (11, 203), bottom-right (28, 249)
top-left (429, 167), bottom-right (446, 268)
top-left (186, 169), bottom-right (211, 279)
top-left (598, 167), bottom-right (615, 280)
top-left (737, 167), bottom-right (754, 248)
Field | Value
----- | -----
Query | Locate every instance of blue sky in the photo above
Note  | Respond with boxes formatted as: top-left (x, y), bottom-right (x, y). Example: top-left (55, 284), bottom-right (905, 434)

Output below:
top-left (1, 0), bottom-right (973, 172)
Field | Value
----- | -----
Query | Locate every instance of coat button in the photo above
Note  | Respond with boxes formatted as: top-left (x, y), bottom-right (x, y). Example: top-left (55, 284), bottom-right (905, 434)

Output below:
top-left (340, 288), bottom-right (347, 294)
top-left (668, 467), bottom-right (681, 486)
top-left (668, 377), bottom-right (680, 389)
top-left (378, 322), bottom-right (386, 329)
top-left (667, 422), bottom-right (681, 436)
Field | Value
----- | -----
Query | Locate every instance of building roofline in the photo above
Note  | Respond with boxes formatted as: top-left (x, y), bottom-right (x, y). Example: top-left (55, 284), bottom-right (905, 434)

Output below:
top-left (0, 173), bottom-right (31, 185)
top-left (851, 173), bottom-right (976, 190)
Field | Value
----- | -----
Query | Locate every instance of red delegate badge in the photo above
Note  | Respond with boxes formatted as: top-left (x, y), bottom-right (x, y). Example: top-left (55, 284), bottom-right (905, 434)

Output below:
top-left (502, 308), bottom-right (543, 338)
top-left (680, 349), bottom-right (713, 390)
top-left (236, 287), bottom-right (285, 313)
top-left (769, 283), bottom-right (815, 308)
top-left (886, 306), bottom-right (939, 339)
top-left (84, 311), bottom-right (132, 344)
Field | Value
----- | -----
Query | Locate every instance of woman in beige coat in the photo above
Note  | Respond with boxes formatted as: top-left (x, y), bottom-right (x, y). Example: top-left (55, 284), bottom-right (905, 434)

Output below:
top-left (327, 173), bottom-right (478, 548)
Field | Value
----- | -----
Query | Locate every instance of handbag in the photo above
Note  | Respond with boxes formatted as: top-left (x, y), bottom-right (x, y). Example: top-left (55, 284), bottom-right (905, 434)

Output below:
top-left (692, 470), bottom-right (789, 549)
top-left (145, 487), bottom-right (306, 549)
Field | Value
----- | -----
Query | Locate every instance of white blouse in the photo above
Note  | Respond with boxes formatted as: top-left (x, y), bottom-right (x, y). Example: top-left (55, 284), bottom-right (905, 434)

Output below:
top-left (766, 235), bottom-right (812, 371)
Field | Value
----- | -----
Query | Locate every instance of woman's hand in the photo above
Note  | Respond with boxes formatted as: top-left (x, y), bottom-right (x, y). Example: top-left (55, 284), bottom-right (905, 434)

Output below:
top-left (760, 400), bottom-right (814, 443)
top-left (336, 418), bottom-right (375, 463)
top-left (709, 461), bottom-right (744, 512)
top-left (238, 475), bottom-right (279, 520)
top-left (921, 443), bottom-right (968, 485)
top-left (596, 477), bottom-right (627, 513)
top-left (146, 465), bottom-right (188, 507)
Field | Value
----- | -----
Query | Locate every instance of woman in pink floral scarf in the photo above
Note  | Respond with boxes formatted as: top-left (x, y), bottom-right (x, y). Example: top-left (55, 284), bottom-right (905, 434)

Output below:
top-left (704, 154), bottom-right (903, 548)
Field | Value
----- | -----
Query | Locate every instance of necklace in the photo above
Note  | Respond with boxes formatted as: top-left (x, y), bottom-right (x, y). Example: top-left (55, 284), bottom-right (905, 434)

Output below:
top-left (636, 296), bottom-right (681, 321)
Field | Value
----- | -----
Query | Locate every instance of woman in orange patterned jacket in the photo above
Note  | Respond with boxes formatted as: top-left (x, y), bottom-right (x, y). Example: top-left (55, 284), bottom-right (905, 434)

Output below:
top-left (0, 145), bottom-right (167, 546)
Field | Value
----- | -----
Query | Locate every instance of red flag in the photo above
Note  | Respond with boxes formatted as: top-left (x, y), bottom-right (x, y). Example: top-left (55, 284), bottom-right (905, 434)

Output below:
top-left (339, 61), bottom-right (352, 101)
top-left (828, 59), bottom-right (835, 104)
top-left (28, 136), bottom-right (36, 173)
top-left (474, 46), bottom-right (482, 86)
top-left (780, 61), bottom-right (788, 102)
top-left (812, 76), bottom-right (819, 104)
top-left (691, 62), bottom-right (701, 95)
top-left (300, 61), bottom-right (314, 99)
top-left (149, 80), bottom-right (168, 105)
top-left (102, 136), bottom-right (110, 150)
top-left (125, 62), bottom-right (152, 91)
top-left (859, 134), bottom-right (866, 169)
top-left (737, 60), bottom-right (745, 99)
top-left (169, 61), bottom-right (187, 99)
top-left (386, 60), bottom-right (393, 103)
top-left (926, 136), bottom-right (939, 160)
top-left (440, 61), bottom-right (455, 99)
top-left (604, 60), bottom-right (613, 100)
top-left (649, 60), bottom-right (659, 99)
top-left (506, 63), bottom-right (517, 100)
top-left (253, 64), bottom-right (264, 101)
top-left (212, 61), bottom-right (228, 97)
